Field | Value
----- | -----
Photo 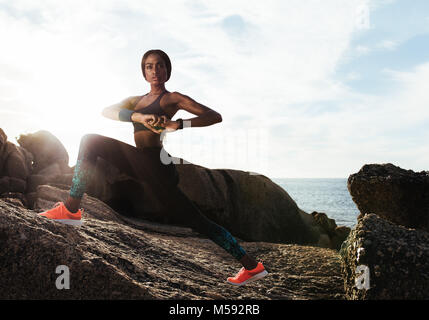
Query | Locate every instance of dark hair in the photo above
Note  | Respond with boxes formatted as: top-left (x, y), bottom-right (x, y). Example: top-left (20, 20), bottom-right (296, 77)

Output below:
top-left (141, 49), bottom-right (172, 81)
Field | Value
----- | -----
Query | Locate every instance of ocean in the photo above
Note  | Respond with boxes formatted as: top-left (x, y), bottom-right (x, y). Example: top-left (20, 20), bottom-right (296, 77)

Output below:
top-left (272, 178), bottom-right (360, 228)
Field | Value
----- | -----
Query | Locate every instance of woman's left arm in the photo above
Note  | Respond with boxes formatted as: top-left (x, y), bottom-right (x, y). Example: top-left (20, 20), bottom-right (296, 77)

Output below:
top-left (170, 92), bottom-right (222, 128)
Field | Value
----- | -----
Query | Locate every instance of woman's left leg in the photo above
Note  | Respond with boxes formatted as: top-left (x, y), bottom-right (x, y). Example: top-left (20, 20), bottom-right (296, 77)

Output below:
top-left (143, 150), bottom-right (258, 270)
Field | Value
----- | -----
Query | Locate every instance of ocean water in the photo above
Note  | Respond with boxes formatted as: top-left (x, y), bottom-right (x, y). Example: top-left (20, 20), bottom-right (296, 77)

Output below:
top-left (272, 178), bottom-right (360, 228)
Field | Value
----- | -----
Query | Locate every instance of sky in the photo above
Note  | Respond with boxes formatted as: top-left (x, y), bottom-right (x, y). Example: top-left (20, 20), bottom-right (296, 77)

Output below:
top-left (0, 0), bottom-right (428, 178)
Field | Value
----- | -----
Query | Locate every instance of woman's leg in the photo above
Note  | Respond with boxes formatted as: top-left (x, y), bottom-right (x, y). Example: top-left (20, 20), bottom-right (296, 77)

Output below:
top-left (165, 186), bottom-right (258, 270)
top-left (65, 134), bottom-right (145, 213)
top-left (139, 150), bottom-right (258, 270)
top-left (65, 138), bottom-right (259, 270)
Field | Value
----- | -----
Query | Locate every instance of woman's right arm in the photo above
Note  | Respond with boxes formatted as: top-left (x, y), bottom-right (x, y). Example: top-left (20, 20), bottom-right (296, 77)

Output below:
top-left (101, 96), bottom-right (139, 121)
top-left (101, 96), bottom-right (167, 134)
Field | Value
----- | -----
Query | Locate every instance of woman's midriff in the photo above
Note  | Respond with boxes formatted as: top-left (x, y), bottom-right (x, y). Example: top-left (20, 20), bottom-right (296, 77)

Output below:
top-left (134, 131), bottom-right (164, 149)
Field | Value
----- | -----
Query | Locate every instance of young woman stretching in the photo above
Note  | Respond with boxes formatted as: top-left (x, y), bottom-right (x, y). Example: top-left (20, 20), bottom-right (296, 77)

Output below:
top-left (39, 49), bottom-right (268, 286)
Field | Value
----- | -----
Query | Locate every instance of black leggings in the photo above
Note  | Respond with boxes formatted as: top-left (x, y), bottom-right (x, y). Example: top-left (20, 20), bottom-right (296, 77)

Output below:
top-left (69, 134), bottom-right (246, 261)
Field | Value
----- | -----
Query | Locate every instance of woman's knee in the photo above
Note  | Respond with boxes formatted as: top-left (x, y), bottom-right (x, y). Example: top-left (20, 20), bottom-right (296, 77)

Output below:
top-left (80, 134), bottom-right (102, 147)
top-left (78, 134), bottom-right (106, 160)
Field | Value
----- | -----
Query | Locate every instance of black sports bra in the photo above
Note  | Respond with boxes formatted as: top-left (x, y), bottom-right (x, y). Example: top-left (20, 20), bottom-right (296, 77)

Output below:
top-left (133, 91), bottom-right (170, 133)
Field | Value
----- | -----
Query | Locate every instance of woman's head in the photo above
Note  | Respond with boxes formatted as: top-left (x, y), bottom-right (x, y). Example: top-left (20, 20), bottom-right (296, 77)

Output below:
top-left (141, 49), bottom-right (172, 82)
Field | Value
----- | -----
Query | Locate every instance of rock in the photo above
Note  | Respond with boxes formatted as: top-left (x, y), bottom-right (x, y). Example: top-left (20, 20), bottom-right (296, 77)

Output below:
top-left (9, 130), bottom-right (344, 248)
top-left (36, 156), bottom-right (332, 246)
top-left (0, 128), bottom-right (33, 193)
top-left (340, 213), bottom-right (429, 299)
top-left (331, 226), bottom-right (351, 251)
top-left (348, 163), bottom-right (429, 231)
top-left (16, 130), bottom-right (70, 174)
top-left (307, 211), bottom-right (350, 250)
top-left (175, 165), bottom-right (322, 245)
top-left (0, 191), bottom-right (345, 299)
top-left (311, 212), bottom-right (337, 234)
top-left (0, 176), bottom-right (27, 194)
top-left (0, 192), bottom-right (27, 208)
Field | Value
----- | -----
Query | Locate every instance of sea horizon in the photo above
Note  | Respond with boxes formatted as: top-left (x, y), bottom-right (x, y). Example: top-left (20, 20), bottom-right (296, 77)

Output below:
top-left (272, 177), bottom-right (360, 228)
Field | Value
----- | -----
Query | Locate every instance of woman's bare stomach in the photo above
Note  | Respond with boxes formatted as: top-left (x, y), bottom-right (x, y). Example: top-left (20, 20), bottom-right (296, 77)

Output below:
top-left (134, 131), bottom-right (164, 149)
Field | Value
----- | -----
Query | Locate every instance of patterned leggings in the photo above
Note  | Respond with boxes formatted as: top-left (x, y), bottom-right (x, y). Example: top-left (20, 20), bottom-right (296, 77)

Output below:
top-left (70, 134), bottom-right (246, 261)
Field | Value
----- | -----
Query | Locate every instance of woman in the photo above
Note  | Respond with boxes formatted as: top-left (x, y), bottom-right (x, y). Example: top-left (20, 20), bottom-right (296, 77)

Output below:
top-left (39, 49), bottom-right (268, 286)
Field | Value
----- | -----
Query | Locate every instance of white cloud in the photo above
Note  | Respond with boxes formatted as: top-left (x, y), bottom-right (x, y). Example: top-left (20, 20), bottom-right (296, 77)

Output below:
top-left (2, 0), bottom-right (426, 178)
top-left (268, 61), bottom-right (429, 178)
top-left (355, 45), bottom-right (372, 55)
top-left (377, 39), bottom-right (398, 50)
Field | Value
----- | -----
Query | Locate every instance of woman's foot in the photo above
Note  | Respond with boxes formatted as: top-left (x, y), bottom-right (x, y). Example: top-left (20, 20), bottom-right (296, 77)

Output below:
top-left (227, 262), bottom-right (268, 286)
top-left (38, 202), bottom-right (83, 226)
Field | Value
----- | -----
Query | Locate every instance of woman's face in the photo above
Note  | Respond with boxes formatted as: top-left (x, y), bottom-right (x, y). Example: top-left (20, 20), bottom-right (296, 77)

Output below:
top-left (144, 53), bottom-right (168, 85)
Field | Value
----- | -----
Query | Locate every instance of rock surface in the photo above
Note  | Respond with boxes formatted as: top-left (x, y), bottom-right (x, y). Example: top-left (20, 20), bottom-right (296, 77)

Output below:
top-left (17, 130), bottom-right (70, 174)
top-left (1, 128), bottom-right (350, 249)
top-left (348, 163), bottom-right (429, 232)
top-left (340, 213), bottom-right (429, 299)
top-left (0, 191), bottom-right (345, 300)
top-left (0, 128), bottom-right (33, 194)
top-left (34, 155), bottom-right (347, 249)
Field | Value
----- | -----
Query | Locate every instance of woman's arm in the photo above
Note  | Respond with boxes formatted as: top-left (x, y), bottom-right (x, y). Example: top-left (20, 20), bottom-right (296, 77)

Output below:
top-left (171, 92), bottom-right (222, 128)
top-left (101, 96), bottom-right (165, 134)
top-left (101, 96), bottom-right (139, 121)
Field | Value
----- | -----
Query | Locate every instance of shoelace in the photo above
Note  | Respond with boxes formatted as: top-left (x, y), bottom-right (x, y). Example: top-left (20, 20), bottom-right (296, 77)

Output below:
top-left (235, 267), bottom-right (247, 278)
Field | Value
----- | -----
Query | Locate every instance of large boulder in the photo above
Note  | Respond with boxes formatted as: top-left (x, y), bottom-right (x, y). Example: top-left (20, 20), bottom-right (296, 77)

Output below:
top-left (340, 213), bottom-right (429, 299)
top-left (81, 159), bottom-right (346, 247)
top-left (0, 128), bottom-right (33, 194)
top-left (7, 130), bottom-right (347, 248)
top-left (348, 163), bottom-right (429, 232)
top-left (29, 157), bottom-right (347, 248)
top-left (0, 189), bottom-right (345, 299)
top-left (175, 164), bottom-right (320, 244)
top-left (17, 130), bottom-right (70, 174)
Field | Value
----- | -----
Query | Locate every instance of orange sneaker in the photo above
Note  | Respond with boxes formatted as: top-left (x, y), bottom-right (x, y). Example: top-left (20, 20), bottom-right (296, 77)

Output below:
top-left (227, 262), bottom-right (268, 286)
top-left (38, 202), bottom-right (83, 226)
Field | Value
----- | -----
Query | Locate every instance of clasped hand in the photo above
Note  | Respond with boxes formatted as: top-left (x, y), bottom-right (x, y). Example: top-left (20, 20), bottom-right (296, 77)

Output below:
top-left (135, 114), bottom-right (179, 134)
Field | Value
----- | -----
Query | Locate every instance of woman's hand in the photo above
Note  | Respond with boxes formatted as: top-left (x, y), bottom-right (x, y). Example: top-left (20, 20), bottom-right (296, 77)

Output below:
top-left (132, 114), bottom-right (177, 134)
top-left (131, 113), bottom-right (164, 134)
top-left (161, 119), bottom-right (181, 132)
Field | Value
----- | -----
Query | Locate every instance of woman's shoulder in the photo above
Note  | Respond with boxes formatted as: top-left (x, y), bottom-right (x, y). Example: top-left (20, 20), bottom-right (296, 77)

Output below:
top-left (121, 95), bottom-right (144, 110)
top-left (165, 91), bottom-right (193, 103)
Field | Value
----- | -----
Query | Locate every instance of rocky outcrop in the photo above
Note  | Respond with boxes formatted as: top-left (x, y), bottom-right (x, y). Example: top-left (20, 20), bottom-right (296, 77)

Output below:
top-left (0, 192), bottom-right (345, 299)
top-left (348, 163), bottom-right (429, 232)
top-left (81, 162), bottom-right (349, 248)
top-left (310, 212), bottom-right (351, 250)
top-left (17, 130), bottom-right (70, 174)
top-left (82, 160), bottom-right (349, 249)
top-left (341, 163), bottom-right (429, 300)
top-left (0, 128), bottom-right (33, 194)
top-left (175, 164), bottom-right (323, 245)
top-left (1, 128), bottom-right (349, 250)
top-left (340, 213), bottom-right (429, 299)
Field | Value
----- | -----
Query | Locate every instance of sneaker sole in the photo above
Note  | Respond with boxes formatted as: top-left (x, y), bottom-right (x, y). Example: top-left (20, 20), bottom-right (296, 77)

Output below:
top-left (55, 219), bottom-right (83, 226)
top-left (227, 270), bottom-right (268, 286)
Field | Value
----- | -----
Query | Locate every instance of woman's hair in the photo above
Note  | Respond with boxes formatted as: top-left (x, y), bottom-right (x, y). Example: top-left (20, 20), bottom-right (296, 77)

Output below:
top-left (141, 49), bottom-right (172, 81)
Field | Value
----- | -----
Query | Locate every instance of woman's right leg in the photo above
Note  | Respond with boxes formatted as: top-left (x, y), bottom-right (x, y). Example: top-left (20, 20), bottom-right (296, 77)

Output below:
top-left (64, 134), bottom-right (143, 213)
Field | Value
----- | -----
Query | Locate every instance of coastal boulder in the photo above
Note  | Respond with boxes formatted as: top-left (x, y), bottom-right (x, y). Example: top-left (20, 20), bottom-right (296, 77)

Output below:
top-left (175, 164), bottom-right (319, 244)
top-left (0, 128), bottom-right (33, 194)
top-left (340, 213), bottom-right (429, 299)
top-left (33, 157), bottom-right (344, 248)
top-left (0, 191), bottom-right (345, 299)
top-left (310, 211), bottom-right (351, 250)
top-left (348, 163), bottom-right (429, 232)
top-left (17, 130), bottom-right (70, 174)
top-left (13, 130), bottom-right (345, 248)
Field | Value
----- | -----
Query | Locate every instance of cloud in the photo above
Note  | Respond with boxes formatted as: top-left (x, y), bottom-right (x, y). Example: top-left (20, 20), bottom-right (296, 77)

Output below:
top-left (1, 0), bottom-right (427, 178)
top-left (377, 39), bottom-right (398, 50)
